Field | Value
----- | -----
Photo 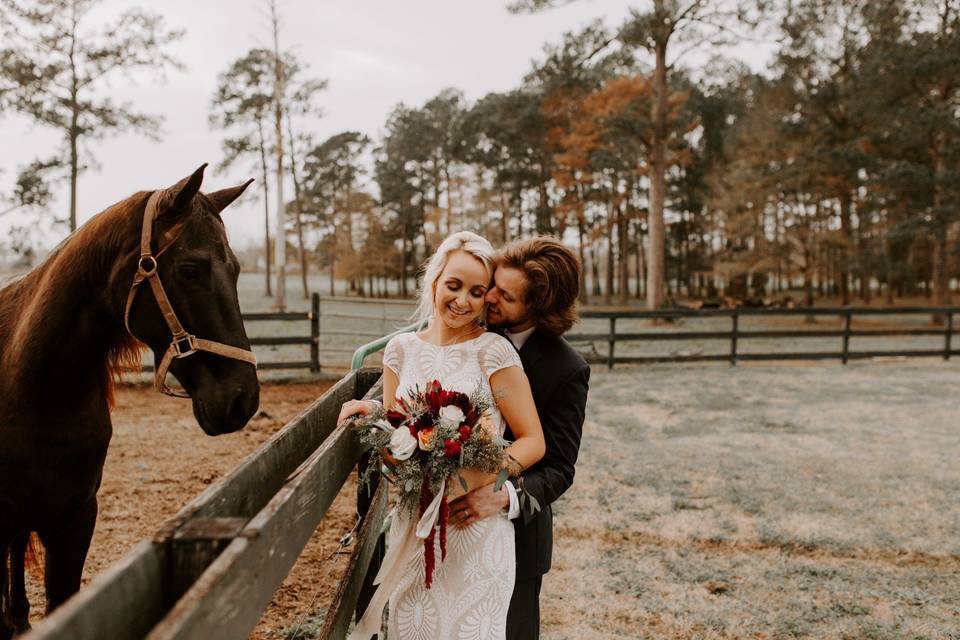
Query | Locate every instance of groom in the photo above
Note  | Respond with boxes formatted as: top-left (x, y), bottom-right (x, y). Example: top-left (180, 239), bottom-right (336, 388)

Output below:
top-left (338, 236), bottom-right (590, 640)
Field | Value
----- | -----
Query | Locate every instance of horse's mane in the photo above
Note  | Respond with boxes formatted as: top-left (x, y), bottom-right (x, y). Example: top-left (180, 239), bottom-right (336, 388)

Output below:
top-left (0, 191), bottom-right (150, 407)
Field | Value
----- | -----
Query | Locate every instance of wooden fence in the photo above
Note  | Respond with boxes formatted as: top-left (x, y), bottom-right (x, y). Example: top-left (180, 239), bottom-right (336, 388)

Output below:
top-left (25, 368), bottom-right (387, 640)
top-left (243, 293), bottom-right (321, 371)
top-left (571, 306), bottom-right (960, 369)
top-left (138, 294), bottom-right (322, 373)
top-left (139, 301), bottom-right (960, 375)
top-left (139, 294), bottom-right (416, 373)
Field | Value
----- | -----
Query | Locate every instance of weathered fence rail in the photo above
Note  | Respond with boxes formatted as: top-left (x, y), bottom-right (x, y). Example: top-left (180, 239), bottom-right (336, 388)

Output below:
top-left (569, 306), bottom-right (960, 369)
top-left (25, 368), bottom-right (386, 640)
top-left (241, 292), bottom-right (321, 371)
top-left (168, 293), bottom-right (416, 373)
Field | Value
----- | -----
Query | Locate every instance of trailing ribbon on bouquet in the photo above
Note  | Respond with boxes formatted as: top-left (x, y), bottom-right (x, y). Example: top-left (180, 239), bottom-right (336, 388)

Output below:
top-left (348, 478), bottom-right (447, 640)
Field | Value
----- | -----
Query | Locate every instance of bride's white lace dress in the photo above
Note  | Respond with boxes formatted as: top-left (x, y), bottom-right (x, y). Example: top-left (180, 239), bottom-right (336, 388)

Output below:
top-left (380, 330), bottom-right (522, 640)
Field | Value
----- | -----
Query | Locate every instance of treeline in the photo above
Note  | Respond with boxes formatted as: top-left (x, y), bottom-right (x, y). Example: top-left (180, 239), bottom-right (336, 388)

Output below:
top-left (265, 0), bottom-right (960, 308)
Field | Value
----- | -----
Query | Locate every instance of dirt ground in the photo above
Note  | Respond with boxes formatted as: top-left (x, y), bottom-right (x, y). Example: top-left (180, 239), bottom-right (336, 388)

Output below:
top-left (24, 378), bottom-right (358, 639)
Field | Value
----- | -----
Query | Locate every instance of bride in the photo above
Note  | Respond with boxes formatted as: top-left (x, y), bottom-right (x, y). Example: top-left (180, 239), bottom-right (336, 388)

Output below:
top-left (348, 231), bottom-right (545, 640)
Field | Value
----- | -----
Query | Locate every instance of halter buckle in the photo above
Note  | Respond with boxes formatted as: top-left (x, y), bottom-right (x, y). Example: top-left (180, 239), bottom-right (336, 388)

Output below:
top-left (172, 334), bottom-right (199, 358)
top-left (138, 255), bottom-right (158, 277)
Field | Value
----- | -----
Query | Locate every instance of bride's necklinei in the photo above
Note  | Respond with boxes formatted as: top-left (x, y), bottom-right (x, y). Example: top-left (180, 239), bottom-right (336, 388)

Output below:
top-left (415, 323), bottom-right (485, 347)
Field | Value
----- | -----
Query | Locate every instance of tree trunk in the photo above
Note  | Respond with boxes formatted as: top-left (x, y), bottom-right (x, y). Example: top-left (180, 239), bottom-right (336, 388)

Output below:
top-left (932, 133), bottom-right (952, 320)
top-left (885, 237), bottom-right (896, 305)
top-left (619, 200), bottom-right (629, 305)
top-left (257, 120), bottom-right (273, 297)
top-left (605, 198), bottom-right (614, 305)
top-left (68, 3), bottom-right (79, 232)
top-left (498, 186), bottom-right (511, 244)
top-left (400, 223), bottom-right (409, 297)
top-left (329, 224), bottom-right (336, 296)
top-left (271, 1), bottom-right (286, 311)
top-left (346, 184), bottom-right (356, 293)
top-left (577, 210), bottom-right (588, 305)
top-left (635, 220), bottom-right (645, 300)
top-left (69, 108), bottom-right (79, 233)
top-left (838, 191), bottom-right (853, 305)
top-left (536, 165), bottom-right (552, 235)
top-left (285, 115), bottom-right (310, 299)
top-left (591, 240), bottom-right (602, 298)
top-left (646, 37), bottom-right (669, 311)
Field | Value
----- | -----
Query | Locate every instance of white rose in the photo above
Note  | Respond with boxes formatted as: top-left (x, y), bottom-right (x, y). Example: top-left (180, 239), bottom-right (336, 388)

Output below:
top-left (389, 427), bottom-right (418, 461)
top-left (439, 404), bottom-right (465, 426)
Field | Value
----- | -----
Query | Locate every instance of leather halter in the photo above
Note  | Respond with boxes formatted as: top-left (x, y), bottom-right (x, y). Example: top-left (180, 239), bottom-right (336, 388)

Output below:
top-left (124, 191), bottom-right (257, 397)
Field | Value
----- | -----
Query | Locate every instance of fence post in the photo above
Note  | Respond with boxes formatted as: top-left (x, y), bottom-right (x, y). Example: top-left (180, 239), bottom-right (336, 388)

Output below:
top-left (310, 293), bottom-right (320, 372)
top-left (841, 308), bottom-right (852, 365)
top-left (607, 317), bottom-right (616, 370)
top-left (730, 312), bottom-right (739, 366)
top-left (945, 311), bottom-right (954, 361)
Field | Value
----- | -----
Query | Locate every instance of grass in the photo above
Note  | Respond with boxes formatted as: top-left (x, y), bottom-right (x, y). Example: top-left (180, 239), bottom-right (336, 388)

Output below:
top-left (543, 360), bottom-right (960, 639)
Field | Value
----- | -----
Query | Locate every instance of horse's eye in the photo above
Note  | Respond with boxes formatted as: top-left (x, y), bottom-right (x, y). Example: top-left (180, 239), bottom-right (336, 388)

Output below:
top-left (178, 264), bottom-right (204, 280)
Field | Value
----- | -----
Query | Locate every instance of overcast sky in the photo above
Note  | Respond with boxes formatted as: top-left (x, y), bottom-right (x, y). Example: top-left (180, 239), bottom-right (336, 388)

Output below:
top-left (0, 0), bottom-right (773, 250)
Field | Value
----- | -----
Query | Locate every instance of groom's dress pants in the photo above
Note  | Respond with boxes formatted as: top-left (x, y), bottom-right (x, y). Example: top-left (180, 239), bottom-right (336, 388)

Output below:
top-left (506, 576), bottom-right (543, 640)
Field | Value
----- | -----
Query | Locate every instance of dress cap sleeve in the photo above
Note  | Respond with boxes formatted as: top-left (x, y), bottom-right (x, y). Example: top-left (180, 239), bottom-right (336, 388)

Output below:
top-left (382, 334), bottom-right (406, 375)
top-left (479, 333), bottom-right (522, 378)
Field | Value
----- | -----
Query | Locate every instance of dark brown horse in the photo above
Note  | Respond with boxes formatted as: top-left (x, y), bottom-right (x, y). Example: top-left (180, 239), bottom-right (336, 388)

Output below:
top-left (0, 165), bottom-right (260, 638)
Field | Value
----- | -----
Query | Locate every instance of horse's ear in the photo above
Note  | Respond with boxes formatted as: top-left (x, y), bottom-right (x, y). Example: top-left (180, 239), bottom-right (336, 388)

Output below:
top-left (156, 164), bottom-right (207, 217)
top-left (207, 179), bottom-right (255, 214)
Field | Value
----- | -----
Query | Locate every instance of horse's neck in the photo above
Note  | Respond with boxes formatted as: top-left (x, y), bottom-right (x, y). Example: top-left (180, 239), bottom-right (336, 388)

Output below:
top-left (1, 206), bottom-right (140, 405)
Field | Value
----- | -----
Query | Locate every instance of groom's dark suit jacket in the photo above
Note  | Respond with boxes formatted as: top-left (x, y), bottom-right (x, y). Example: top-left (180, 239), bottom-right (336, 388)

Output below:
top-left (505, 329), bottom-right (590, 580)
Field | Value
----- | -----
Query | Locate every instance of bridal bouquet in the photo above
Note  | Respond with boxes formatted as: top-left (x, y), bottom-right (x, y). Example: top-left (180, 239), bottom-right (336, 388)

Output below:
top-left (352, 379), bottom-right (518, 587)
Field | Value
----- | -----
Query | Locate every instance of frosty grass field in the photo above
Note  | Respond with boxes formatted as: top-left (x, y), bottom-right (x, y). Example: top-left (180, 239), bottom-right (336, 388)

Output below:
top-left (546, 361), bottom-right (959, 639)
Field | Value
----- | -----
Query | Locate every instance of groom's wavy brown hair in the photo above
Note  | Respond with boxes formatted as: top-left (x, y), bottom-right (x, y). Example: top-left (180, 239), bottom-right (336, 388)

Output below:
top-left (496, 236), bottom-right (581, 337)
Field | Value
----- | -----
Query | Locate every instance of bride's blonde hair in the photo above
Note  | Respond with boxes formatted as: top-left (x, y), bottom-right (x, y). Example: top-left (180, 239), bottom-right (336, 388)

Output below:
top-left (415, 231), bottom-right (496, 325)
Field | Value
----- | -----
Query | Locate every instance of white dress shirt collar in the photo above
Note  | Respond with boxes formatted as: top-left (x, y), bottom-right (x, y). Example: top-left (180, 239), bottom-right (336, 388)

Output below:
top-left (506, 326), bottom-right (536, 351)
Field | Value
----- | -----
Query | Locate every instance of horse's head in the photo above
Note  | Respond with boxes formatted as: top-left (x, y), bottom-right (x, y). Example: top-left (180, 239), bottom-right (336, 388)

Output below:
top-left (125, 165), bottom-right (260, 435)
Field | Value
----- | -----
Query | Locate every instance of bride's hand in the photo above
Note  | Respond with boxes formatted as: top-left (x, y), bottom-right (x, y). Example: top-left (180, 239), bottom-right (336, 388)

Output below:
top-left (337, 399), bottom-right (381, 427)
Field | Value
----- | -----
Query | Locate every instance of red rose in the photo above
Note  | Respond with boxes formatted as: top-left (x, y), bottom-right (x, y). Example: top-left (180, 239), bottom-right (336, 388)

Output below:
top-left (425, 380), bottom-right (443, 412)
top-left (458, 425), bottom-right (471, 443)
top-left (443, 438), bottom-right (461, 459)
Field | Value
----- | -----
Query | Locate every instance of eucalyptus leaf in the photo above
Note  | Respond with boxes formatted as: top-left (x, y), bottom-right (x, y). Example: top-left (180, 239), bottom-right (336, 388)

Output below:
top-left (458, 473), bottom-right (469, 493)
top-left (528, 494), bottom-right (541, 513)
top-left (404, 479), bottom-right (414, 493)
top-left (494, 468), bottom-right (509, 492)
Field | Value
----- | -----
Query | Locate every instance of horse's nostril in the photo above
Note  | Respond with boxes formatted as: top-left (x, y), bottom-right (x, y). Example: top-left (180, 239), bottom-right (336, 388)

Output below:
top-left (227, 386), bottom-right (255, 429)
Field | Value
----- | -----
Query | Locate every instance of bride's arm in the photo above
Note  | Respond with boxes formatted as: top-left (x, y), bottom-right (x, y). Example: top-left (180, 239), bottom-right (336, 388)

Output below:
top-left (455, 366), bottom-right (545, 494)
top-left (382, 367), bottom-right (399, 411)
top-left (492, 366), bottom-right (546, 471)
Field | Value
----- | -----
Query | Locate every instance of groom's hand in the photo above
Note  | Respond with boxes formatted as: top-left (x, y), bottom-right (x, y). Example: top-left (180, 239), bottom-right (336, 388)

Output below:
top-left (337, 399), bottom-right (380, 426)
top-left (448, 482), bottom-right (509, 528)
